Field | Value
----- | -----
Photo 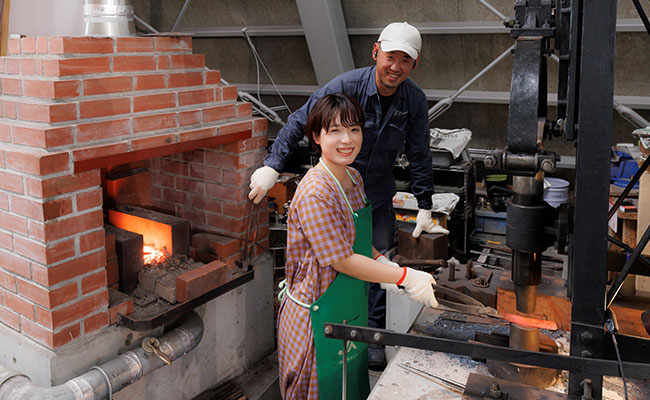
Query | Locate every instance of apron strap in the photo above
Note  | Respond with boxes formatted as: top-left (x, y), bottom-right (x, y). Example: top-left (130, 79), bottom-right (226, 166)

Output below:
top-left (278, 279), bottom-right (312, 309)
top-left (319, 158), bottom-right (368, 217)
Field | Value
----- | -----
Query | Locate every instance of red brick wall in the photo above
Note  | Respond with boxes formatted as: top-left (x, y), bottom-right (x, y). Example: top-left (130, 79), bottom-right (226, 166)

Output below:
top-left (0, 36), bottom-right (267, 349)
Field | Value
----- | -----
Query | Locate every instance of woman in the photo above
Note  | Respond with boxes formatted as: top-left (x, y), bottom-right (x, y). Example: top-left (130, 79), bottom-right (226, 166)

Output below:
top-left (277, 93), bottom-right (437, 399)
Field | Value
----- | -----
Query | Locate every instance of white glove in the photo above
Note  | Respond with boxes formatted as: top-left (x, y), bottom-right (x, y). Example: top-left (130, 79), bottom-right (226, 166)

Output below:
top-left (401, 267), bottom-right (438, 308)
top-left (248, 166), bottom-right (279, 204)
top-left (376, 255), bottom-right (406, 295)
top-left (412, 209), bottom-right (450, 238)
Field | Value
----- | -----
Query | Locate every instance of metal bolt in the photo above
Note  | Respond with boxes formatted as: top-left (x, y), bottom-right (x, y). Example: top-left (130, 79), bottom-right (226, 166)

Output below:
top-left (540, 158), bottom-right (555, 172)
top-left (373, 332), bottom-right (383, 343)
top-left (580, 331), bottom-right (593, 345)
top-left (581, 378), bottom-right (593, 400)
top-left (324, 325), bottom-right (332, 335)
top-left (484, 154), bottom-right (498, 169)
top-left (580, 350), bottom-right (592, 358)
top-left (350, 330), bottom-right (357, 338)
top-left (488, 382), bottom-right (502, 398)
top-left (312, 305), bottom-right (319, 312)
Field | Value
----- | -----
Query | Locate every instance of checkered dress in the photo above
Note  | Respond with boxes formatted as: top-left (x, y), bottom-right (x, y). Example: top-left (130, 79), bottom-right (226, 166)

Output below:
top-left (277, 166), bottom-right (367, 400)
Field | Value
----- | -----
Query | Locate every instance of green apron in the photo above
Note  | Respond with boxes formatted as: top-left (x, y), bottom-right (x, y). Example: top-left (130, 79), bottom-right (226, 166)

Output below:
top-left (309, 162), bottom-right (372, 400)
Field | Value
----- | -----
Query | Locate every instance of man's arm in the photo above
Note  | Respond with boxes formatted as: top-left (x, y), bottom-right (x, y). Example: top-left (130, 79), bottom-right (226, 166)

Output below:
top-left (404, 91), bottom-right (434, 210)
top-left (249, 79), bottom-right (346, 203)
top-left (404, 90), bottom-right (450, 238)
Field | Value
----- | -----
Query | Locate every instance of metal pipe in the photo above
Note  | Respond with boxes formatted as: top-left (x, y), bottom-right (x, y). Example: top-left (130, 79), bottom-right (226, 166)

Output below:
top-left (428, 45), bottom-right (514, 123)
top-left (221, 78), bottom-right (286, 127)
top-left (171, 0), bottom-right (193, 32)
top-left (134, 14), bottom-right (159, 33)
top-left (475, 0), bottom-right (507, 21)
top-left (613, 101), bottom-right (650, 129)
top-left (0, 312), bottom-right (204, 400)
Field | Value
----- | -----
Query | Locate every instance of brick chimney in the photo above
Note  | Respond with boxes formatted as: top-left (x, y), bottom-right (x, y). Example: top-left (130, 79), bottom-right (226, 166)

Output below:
top-left (0, 36), bottom-right (268, 349)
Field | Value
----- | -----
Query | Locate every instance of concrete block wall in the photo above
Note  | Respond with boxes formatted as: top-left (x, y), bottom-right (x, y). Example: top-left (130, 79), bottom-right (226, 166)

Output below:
top-left (0, 35), bottom-right (267, 349)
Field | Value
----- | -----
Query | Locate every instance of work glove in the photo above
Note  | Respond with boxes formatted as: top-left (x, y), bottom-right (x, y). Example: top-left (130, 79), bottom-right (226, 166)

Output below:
top-left (401, 267), bottom-right (438, 308)
top-left (376, 255), bottom-right (406, 295)
top-left (412, 209), bottom-right (450, 238)
top-left (248, 166), bottom-right (279, 204)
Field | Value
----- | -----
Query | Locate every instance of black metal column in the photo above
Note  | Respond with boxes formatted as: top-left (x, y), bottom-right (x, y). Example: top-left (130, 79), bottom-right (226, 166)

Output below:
top-left (569, 0), bottom-right (617, 397)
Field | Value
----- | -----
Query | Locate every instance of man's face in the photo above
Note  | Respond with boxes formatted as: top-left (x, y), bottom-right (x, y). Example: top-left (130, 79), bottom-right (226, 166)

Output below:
top-left (373, 42), bottom-right (418, 96)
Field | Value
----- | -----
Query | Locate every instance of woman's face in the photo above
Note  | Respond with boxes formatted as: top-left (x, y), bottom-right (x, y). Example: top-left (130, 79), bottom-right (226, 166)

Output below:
top-left (314, 115), bottom-right (362, 167)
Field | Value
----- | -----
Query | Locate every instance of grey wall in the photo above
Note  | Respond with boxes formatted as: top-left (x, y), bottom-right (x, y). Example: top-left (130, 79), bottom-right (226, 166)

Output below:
top-left (9, 0), bottom-right (84, 36)
top-left (133, 0), bottom-right (650, 156)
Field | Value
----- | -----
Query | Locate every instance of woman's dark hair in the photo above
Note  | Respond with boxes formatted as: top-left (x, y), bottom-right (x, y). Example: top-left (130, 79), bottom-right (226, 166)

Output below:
top-left (304, 93), bottom-right (365, 153)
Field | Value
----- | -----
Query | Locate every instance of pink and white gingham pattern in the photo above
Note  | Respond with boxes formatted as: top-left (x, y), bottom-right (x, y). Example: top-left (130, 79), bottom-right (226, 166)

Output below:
top-left (277, 167), bottom-right (366, 399)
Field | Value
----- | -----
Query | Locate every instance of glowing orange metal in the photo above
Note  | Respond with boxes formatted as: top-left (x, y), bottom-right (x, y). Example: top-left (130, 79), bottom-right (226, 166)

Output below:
top-left (500, 312), bottom-right (558, 331)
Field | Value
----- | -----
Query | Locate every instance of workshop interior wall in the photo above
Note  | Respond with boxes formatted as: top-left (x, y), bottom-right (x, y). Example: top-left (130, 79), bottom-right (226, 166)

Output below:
top-left (132, 0), bottom-right (650, 156)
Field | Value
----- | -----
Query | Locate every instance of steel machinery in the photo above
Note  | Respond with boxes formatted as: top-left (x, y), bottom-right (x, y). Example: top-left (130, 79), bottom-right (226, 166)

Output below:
top-left (326, 0), bottom-right (650, 398)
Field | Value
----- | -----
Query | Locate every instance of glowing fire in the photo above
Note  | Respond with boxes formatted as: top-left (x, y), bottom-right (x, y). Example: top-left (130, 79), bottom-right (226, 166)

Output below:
top-left (143, 245), bottom-right (167, 265)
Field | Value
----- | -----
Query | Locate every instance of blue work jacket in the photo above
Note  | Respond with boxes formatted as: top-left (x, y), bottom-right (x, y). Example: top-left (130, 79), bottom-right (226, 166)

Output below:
top-left (265, 66), bottom-right (434, 209)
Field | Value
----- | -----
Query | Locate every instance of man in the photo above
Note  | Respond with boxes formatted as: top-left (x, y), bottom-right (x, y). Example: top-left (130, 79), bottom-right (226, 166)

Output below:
top-left (249, 22), bottom-right (447, 369)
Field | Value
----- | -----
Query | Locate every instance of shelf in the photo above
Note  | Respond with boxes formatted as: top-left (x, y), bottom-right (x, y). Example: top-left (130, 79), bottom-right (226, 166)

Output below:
top-left (117, 269), bottom-right (254, 331)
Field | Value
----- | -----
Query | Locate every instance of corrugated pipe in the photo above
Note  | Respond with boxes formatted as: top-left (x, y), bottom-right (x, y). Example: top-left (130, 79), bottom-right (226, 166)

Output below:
top-left (0, 312), bottom-right (203, 400)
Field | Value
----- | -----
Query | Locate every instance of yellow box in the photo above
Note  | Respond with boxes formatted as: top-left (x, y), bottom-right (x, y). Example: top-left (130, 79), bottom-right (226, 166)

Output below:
top-left (395, 211), bottom-right (447, 229)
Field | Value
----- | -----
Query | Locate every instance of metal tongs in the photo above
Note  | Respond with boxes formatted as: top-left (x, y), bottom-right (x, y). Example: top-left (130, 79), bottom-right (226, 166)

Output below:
top-left (432, 284), bottom-right (558, 330)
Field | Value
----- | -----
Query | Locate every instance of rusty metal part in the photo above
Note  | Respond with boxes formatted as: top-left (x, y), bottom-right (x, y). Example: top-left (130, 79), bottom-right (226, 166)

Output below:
top-left (392, 254), bottom-right (448, 271)
top-left (465, 260), bottom-right (474, 279)
top-left (397, 226), bottom-right (448, 260)
top-left (239, 202), bottom-right (260, 270)
top-left (509, 324), bottom-right (540, 352)
top-left (440, 312), bottom-right (508, 326)
top-left (463, 373), bottom-right (568, 399)
top-left (472, 269), bottom-right (493, 288)
top-left (642, 311), bottom-right (650, 336)
top-left (477, 329), bottom-right (561, 389)
top-left (436, 261), bottom-right (500, 308)
top-left (448, 261), bottom-right (456, 281)
top-left (514, 283), bottom-right (539, 314)
top-left (488, 358), bottom-right (560, 388)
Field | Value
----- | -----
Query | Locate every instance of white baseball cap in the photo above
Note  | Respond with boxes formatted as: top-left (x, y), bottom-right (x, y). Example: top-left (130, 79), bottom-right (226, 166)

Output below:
top-left (378, 22), bottom-right (421, 60)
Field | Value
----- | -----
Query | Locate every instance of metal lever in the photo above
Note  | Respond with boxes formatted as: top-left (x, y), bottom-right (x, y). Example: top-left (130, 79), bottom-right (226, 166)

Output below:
top-left (142, 337), bottom-right (172, 366)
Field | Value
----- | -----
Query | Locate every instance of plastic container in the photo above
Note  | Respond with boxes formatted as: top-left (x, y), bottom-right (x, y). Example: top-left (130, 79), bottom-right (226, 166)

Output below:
top-left (544, 178), bottom-right (570, 208)
top-left (475, 209), bottom-right (507, 235)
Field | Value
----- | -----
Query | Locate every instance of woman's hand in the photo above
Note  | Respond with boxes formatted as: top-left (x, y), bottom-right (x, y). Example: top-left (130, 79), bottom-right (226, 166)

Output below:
top-left (400, 268), bottom-right (438, 308)
top-left (376, 255), bottom-right (406, 295)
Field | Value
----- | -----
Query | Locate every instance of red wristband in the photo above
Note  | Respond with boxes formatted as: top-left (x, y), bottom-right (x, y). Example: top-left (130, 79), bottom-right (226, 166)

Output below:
top-left (396, 267), bottom-right (407, 286)
top-left (374, 254), bottom-right (383, 261)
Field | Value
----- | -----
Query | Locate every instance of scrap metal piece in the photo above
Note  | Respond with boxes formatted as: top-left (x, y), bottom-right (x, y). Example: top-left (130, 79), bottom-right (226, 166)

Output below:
top-left (463, 373), bottom-right (568, 399)
top-left (392, 254), bottom-right (448, 271)
top-left (642, 311), bottom-right (650, 336)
